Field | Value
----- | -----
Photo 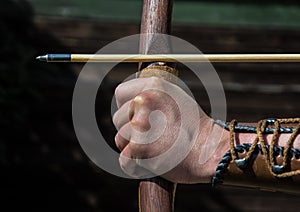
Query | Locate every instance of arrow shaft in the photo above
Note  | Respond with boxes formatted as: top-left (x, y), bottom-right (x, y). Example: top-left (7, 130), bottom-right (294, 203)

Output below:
top-left (37, 54), bottom-right (300, 63)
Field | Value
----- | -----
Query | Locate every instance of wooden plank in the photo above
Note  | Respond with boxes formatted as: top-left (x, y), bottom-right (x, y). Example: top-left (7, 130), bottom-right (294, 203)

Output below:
top-left (29, 0), bottom-right (300, 29)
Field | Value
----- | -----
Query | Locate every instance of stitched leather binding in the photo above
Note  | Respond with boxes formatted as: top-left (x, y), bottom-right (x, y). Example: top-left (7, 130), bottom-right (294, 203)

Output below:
top-left (212, 118), bottom-right (300, 194)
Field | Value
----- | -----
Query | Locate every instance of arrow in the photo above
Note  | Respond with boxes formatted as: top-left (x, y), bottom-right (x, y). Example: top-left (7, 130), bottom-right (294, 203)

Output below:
top-left (36, 54), bottom-right (300, 63)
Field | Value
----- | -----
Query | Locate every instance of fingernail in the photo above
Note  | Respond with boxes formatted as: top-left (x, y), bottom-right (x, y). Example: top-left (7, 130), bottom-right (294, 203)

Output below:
top-left (133, 95), bottom-right (144, 105)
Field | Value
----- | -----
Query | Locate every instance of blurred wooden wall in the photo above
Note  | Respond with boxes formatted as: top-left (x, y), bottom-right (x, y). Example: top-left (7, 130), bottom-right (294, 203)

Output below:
top-left (35, 16), bottom-right (300, 122)
top-left (33, 16), bottom-right (300, 211)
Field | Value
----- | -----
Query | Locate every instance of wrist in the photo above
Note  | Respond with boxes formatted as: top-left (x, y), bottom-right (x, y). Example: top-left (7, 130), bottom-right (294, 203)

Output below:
top-left (194, 118), bottom-right (230, 183)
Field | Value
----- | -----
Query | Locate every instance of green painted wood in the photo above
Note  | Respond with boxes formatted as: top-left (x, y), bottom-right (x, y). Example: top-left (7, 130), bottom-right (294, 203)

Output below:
top-left (28, 0), bottom-right (300, 29)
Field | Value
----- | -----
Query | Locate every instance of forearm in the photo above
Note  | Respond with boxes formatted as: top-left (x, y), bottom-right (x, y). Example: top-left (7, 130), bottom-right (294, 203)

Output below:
top-left (201, 118), bottom-right (300, 181)
top-left (215, 119), bottom-right (300, 157)
top-left (209, 118), bottom-right (300, 193)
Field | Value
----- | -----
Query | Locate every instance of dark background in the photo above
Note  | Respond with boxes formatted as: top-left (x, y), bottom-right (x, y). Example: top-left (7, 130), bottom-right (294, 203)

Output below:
top-left (1, 0), bottom-right (300, 211)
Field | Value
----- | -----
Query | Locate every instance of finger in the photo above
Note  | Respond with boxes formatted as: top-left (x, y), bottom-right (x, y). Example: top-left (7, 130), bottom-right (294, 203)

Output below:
top-left (114, 94), bottom-right (153, 131)
top-left (119, 153), bottom-right (152, 178)
top-left (115, 77), bottom-right (174, 108)
top-left (115, 122), bottom-right (131, 151)
top-left (130, 94), bottom-right (155, 131)
top-left (113, 100), bottom-right (131, 130)
top-left (115, 78), bottom-right (148, 108)
top-left (115, 133), bottom-right (129, 152)
top-left (121, 141), bottom-right (145, 159)
top-left (114, 100), bottom-right (151, 151)
top-left (114, 94), bottom-right (153, 151)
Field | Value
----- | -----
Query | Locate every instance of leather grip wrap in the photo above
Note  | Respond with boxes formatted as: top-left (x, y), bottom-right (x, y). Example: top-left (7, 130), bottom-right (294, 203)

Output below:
top-left (139, 65), bottom-right (178, 82)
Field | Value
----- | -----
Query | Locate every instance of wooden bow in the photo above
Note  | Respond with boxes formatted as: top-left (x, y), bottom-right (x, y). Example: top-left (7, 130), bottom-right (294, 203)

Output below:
top-left (138, 0), bottom-right (176, 211)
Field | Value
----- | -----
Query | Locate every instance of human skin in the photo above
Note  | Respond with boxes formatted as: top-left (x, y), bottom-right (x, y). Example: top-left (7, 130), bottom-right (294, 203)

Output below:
top-left (113, 77), bottom-right (300, 184)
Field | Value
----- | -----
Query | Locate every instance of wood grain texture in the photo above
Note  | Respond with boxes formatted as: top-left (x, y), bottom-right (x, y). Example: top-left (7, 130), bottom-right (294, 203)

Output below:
top-left (139, 0), bottom-right (173, 53)
top-left (138, 0), bottom-right (176, 212)
top-left (139, 177), bottom-right (176, 212)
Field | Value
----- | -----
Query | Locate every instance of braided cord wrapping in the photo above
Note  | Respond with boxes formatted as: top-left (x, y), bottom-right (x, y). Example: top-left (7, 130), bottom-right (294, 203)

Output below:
top-left (212, 118), bottom-right (300, 194)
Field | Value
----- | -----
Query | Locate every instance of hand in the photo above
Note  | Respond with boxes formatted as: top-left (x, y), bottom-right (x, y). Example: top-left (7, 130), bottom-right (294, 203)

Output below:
top-left (113, 77), bottom-right (228, 183)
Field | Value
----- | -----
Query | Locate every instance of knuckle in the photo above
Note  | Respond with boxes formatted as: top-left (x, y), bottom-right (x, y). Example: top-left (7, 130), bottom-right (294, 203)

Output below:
top-left (131, 116), bottom-right (150, 131)
top-left (119, 155), bottom-right (133, 174)
top-left (112, 110), bottom-right (125, 131)
top-left (130, 143), bottom-right (148, 157)
top-left (147, 76), bottom-right (163, 88)
top-left (114, 84), bottom-right (120, 98)
top-left (114, 134), bottom-right (122, 150)
top-left (112, 112), bottom-right (118, 127)
top-left (114, 134), bottom-right (120, 146)
top-left (138, 90), bottom-right (158, 105)
top-left (133, 95), bottom-right (145, 106)
top-left (114, 83), bottom-right (123, 103)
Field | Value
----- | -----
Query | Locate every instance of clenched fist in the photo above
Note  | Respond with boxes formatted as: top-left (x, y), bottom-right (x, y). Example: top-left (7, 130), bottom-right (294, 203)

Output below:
top-left (113, 77), bottom-right (229, 183)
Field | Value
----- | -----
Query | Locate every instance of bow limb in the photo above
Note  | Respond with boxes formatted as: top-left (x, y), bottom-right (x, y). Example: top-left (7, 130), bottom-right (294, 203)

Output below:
top-left (138, 0), bottom-right (177, 212)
